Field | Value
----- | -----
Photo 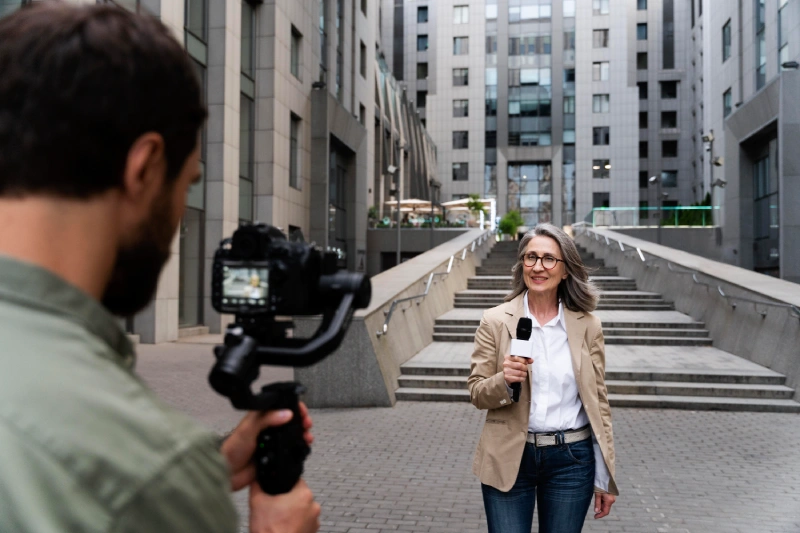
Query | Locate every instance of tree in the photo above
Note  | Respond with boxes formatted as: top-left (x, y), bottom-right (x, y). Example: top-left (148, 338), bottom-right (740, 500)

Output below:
top-left (499, 210), bottom-right (524, 239)
top-left (466, 194), bottom-right (486, 226)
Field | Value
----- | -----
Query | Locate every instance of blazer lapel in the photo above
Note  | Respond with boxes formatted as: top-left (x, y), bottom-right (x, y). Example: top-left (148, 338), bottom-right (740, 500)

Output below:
top-left (503, 293), bottom-right (526, 340)
top-left (564, 308), bottom-right (586, 379)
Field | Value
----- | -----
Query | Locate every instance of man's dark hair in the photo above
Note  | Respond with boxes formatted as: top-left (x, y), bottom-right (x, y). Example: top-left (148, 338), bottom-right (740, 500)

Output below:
top-left (0, 2), bottom-right (207, 198)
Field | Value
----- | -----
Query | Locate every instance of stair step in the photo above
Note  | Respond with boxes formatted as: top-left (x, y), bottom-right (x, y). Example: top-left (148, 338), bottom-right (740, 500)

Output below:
top-left (395, 388), bottom-right (471, 402)
top-left (606, 381), bottom-right (795, 399)
top-left (605, 335), bottom-right (711, 345)
top-left (400, 364), bottom-right (789, 384)
top-left (398, 375), bottom-right (467, 390)
top-left (603, 328), bottom-right (710, 337)
top-left (607, 394), bottom-right (800, 413)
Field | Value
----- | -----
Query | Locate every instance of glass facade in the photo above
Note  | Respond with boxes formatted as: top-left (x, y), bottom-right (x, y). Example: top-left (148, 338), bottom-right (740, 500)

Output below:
top-left (508, 162), bottom-right (552, 225)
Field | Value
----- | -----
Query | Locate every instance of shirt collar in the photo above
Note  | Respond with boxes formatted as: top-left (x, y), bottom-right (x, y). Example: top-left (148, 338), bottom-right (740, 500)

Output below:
top-left (523, 291), bottom-right (566, 331)
top-left (0, 255), bottom-right (135, 367)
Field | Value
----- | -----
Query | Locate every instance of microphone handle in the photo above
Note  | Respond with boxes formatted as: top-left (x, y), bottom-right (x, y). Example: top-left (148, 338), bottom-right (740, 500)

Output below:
top-left (511, 382), bottom-right (521, 402)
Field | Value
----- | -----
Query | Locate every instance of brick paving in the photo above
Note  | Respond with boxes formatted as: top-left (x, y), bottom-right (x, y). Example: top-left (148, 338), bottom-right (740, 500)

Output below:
top-left (136, 342), bottom-right (800, 533)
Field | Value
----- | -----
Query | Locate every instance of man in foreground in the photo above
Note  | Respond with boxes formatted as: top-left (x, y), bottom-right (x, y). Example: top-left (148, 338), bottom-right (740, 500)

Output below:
top-left (0, 3), bottom-right (319, 531)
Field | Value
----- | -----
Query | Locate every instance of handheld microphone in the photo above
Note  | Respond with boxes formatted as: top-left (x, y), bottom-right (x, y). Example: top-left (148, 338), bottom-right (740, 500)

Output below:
top-left (510, 317), bottom-right (533, 403)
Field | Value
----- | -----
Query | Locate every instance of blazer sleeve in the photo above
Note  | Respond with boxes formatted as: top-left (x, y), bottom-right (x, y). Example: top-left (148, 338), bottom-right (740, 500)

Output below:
top-left (467, 310), bottom-right (512, 410)
top-left (589, 323), bottom-right (616, 480)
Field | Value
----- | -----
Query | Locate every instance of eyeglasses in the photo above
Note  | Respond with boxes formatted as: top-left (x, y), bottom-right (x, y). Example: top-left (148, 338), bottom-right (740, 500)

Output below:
top-left (523, 253), bottom-right (564, 270)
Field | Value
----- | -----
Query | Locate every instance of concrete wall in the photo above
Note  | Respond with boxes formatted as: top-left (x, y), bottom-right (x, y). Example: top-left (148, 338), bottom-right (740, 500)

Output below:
top-left (365, 228), bottom-right (471, 276)
top-left (296, 229), bottom-right (494, 407)
top-left (576, 227), bottom-right (800, 394)
top-left (611, 227), bottom-right (723, 261)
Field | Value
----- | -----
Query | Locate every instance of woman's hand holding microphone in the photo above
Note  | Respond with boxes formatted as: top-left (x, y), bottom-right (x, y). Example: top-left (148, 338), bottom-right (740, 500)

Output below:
top-left (503, 354), bottom-right (532, 387)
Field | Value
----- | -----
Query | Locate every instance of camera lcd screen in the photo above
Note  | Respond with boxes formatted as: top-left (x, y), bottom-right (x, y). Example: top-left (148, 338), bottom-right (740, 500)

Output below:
top-left (221, 266), bottom-right (270, 307)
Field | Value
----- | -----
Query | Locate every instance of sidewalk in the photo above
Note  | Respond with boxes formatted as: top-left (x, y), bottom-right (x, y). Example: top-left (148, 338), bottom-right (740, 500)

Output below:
top-left (136, 338), bottom-right (800, 533)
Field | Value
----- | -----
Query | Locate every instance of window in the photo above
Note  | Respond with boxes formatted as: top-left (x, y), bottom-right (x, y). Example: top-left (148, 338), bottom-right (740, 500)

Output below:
top-left (239, 94), bottom-right (254, 221)
top-left (417, 35), bottom-right (428, 51)
top-left (359, 40), bottom-right (366, 78)
top-left (661, 111), bottom-right (677, 128)
top-left (452, 162), bottom-right (469, 181)
top-left (454, 5), bottom-right (469, 24)
top-left (361, 0), bottom-right (366, 15)
top-left (417, 62), bottom-right (428, 79)
top-left (638, 0), bottom-right (647, 9)
top-left (661, 170), bottom-right (677, 187)
top-left (290, 114), bottom-right (301, 190)
top-left (453, 68), bottom-right (469, 86)
top-left (291, 26), bottom-right (302, 79)
top-left (639, 141), bottom-right (648, 158)
top-left (639, 171), bottom-right (650, 188)
top-left (663, 0), bottom-right (675, 69)
top-left (592, 94), bottom-right (610, 113)
top-left (722, 20), bottom-right (731, 62)
top-left (756, 0), bottom-right (766, 89)
top-left (359, 103), bottom-right (365, 125)
top-left (593, 29), bottom-right (609, 48)
top-left (723, 88), bottom-right (732, 117)
top-left (592, 62), bottom-right (609, 81)
top-left (563, 96), bottom-right (575, 113)
top-left (638, 82), bottom-right (648, 99)
top-left (661, 81), bottom-right (678, 98)
top-left (454, 37), bottom-right (469, 55)
top-left (564, 31), bottom-right (575, 52)
top-left (593, 0), bottom-right (609, 15)
top-left (241, 0), bottom-right (255, 79)
top-left (485, 131), bottom-right (497, 148)
top-left (564, 0), bottom-right (575, 17)
top-left (453, 131), bottom-right (469, 149)
top-left (486, 35), bottom-right (498, 54)
top-left (592, 159), bottom-right (611, 179)
top-left (593, 192), bottom-right (610, 208)
top-left (417, 6), bottom-right (428, 23)
top-left (486, 1), bottom-right (498, 19)
top-left (637, 23), bottom-right (648, 40)
top-left (637, 52), bottom-right (648, 69)
top-left (593, 127), bottom-right (610, 145)
top-left (564, 68), bottom-right (575, 83)
top-left (780, 0), bottom-right (790, 70)
top-left (639, 112), bottom-right (648, 129)
top-left (453, 99), bottom-right (469, 117)
top-left (417, 91), bottom-right (427, 108)
top-left (662, 140), bottom-right (678, 157)
top-left (186, 0), bottom-right (207, 39)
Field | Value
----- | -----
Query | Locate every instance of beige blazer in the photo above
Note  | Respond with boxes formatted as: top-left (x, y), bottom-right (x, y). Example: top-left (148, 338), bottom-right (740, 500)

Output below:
top-left (467, 293), bottom-right (619, 495)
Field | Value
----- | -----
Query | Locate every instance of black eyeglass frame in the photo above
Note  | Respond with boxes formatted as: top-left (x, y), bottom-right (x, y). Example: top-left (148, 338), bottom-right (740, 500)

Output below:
top-left (522, 253), bottom-right (565, 270)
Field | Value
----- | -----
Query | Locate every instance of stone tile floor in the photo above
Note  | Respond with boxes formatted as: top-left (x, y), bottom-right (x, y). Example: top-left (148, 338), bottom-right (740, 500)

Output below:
top-left (138, 343), bottom-right (800, 533)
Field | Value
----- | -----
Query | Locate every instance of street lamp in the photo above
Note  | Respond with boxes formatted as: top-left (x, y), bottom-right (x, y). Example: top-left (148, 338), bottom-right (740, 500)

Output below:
top-left (428, 178), bottom-right (441, 249)
top-left (703, 130), bottom-right (724, 225)
top-left (387, 165), bottom-right (400, 265)
top-left (648, 174), bottom-right (669, 245)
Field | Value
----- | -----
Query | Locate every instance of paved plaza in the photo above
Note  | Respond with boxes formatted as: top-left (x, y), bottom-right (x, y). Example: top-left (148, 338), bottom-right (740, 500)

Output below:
top-left (137, 340), bottom-right (800, 533)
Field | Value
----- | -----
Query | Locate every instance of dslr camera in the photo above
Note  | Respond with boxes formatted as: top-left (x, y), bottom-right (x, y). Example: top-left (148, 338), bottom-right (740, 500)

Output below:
top-left (208, 223), bottom-right (370, 495)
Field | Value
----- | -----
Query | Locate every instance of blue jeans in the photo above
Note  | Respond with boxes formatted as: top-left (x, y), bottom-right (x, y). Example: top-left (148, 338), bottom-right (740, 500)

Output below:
top-left (481, 436), bottom-right (595, 533)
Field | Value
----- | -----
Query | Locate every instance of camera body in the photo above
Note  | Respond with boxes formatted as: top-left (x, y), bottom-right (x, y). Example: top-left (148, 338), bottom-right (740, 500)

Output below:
top-left (211, 224), bottom-right (330, 316)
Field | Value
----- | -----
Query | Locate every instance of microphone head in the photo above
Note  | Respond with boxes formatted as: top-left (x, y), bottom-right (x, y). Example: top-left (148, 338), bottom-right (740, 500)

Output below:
top-left (516, 317), bottom-right (533, 340)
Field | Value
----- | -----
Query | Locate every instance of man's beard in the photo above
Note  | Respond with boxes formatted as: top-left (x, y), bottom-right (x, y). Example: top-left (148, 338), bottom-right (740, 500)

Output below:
top-left (102, 193), bottom-right (176, 317)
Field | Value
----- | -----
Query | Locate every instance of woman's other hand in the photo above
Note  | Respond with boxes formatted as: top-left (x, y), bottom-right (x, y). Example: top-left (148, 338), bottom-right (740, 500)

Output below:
top-left (502, 354), bottom-right (530, 387)
top-left (594, 492), bottom-right (616, 519)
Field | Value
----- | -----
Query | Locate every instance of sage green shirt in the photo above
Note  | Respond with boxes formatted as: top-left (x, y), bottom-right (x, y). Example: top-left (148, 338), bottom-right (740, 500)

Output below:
top-left (0, 256), bottom-right (238, 532)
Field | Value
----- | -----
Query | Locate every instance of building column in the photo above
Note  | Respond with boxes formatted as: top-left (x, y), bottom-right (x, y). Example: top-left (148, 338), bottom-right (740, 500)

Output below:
top-left (203, 0), bottom-right (242, 334)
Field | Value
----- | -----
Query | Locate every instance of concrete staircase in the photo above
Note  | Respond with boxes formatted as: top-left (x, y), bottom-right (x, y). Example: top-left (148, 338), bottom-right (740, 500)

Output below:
top-left (396, 240), bottom-right (800, 412)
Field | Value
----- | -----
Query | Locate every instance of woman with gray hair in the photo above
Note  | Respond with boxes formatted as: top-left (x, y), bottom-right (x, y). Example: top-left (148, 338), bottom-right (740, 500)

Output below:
top-left (468, 223), bottom-right (618, 533)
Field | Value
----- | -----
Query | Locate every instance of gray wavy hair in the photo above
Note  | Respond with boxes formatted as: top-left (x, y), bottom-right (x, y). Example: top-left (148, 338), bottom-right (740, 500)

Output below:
top-left (503, 223), bottom-right (599, 313)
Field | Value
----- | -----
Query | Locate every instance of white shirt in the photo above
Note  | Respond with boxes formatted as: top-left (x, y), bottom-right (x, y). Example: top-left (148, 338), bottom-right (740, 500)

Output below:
top-left (507, 292), bottom-right (611, 491)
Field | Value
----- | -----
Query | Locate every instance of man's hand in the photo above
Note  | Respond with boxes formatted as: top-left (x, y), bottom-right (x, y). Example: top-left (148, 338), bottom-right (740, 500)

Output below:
top-left (594, 492), bottom-right (616, 519)
top-left (221, 403), bottom-right (314, 491)
top-left (249, 479), bottom-right (320, 533)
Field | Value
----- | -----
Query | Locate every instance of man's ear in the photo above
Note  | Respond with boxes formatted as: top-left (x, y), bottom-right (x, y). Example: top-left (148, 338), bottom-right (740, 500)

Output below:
top-left (121, 133), bottom-right (167, 206)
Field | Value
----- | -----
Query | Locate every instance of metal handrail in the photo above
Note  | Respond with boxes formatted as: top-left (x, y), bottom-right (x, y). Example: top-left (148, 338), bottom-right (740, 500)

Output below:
top-left (581, 227), bottom-right (800, 320)
top-left (376, 231), bottom-right (493, 337)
